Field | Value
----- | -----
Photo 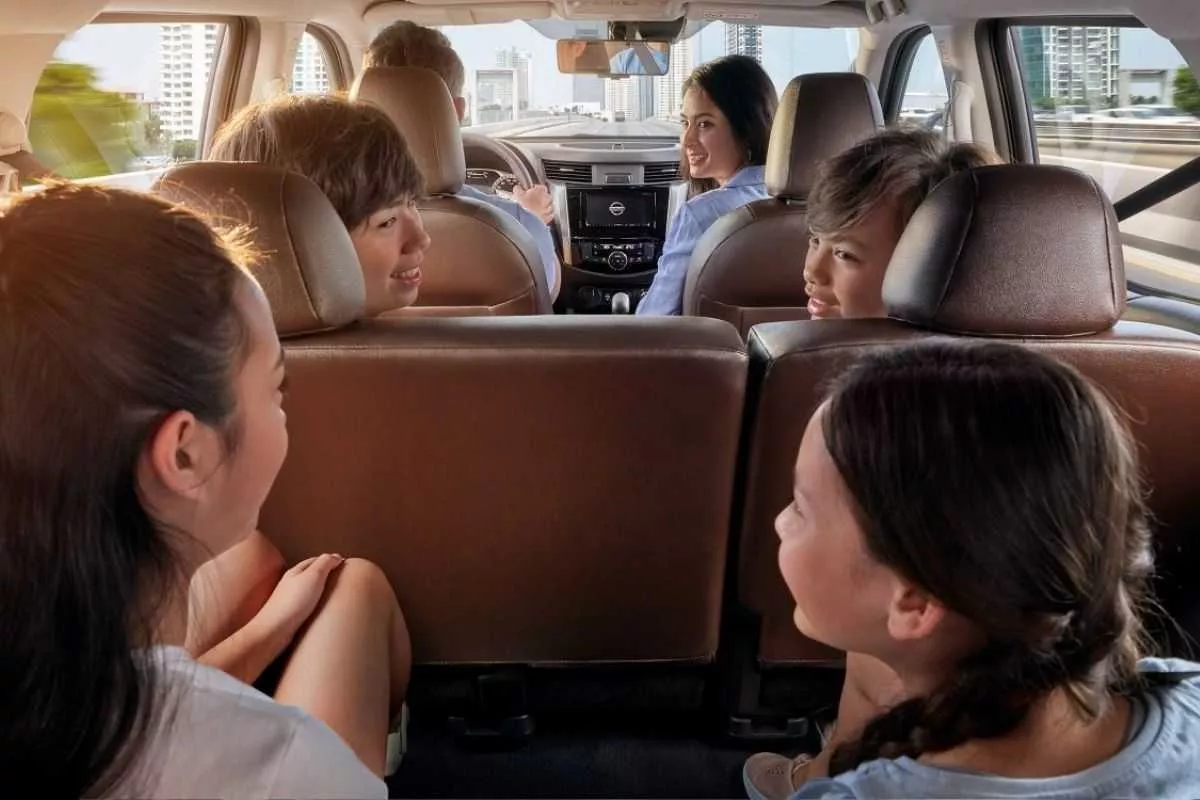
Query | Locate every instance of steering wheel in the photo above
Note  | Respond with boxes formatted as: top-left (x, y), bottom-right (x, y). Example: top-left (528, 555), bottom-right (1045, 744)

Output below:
top-left (462, 131), bottom-right (538, 189)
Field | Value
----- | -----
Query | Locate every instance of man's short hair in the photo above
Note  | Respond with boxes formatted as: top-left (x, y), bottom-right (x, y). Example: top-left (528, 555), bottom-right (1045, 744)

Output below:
top-left (364, 21), bottom-right (466, 98)
top-left (807, 125), bottom-right (1002, 236)
top-left (209, 94), bottom-right (423, 230)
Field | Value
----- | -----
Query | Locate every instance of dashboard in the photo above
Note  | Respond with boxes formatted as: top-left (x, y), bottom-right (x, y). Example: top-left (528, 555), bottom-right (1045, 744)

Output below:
top-left (463, 134), bottom-right (686, 315)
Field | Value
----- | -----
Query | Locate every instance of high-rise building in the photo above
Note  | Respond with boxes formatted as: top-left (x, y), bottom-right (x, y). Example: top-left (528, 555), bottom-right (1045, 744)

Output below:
top-left (473, 68), bottom-right (519, 124)
top-left (158, 23), bottom-right (219, 141)
top-left (495, 47), bottom-right (533, 114)
top-left (654, 37), bottom-right (695, 121)
top-left (725, 24), bottom-right (764, 62)
top-left (1044, 26), bottom-right (1120, 104)
top-left (291, 34), bottom-right (331, 96)
top-left (1018, 27), bottom-right (1050, 105)
top-left (604, 77), bottom-right (654, 121)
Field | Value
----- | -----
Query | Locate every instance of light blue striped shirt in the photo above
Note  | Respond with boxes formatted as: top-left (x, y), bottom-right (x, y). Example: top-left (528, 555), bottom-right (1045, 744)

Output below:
top-left (636, 165), bottom-right (768, 316)
top-left (458, 183), bottom-right (559, 292)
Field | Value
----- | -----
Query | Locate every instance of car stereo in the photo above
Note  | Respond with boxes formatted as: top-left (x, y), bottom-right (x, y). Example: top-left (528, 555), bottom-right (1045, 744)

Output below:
top-left (581, 190), bottom-right (657, 230)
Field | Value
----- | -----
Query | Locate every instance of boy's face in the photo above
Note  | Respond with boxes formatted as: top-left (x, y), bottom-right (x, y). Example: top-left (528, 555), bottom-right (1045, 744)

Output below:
top-left (803, 200), bottom-right (905, 320)
top-left (350, 200), bottom-right (431, 317)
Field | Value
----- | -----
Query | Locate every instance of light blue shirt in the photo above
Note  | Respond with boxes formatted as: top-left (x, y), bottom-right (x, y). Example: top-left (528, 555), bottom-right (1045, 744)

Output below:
top-left (610, 47), bottom-right (669, 75)
top-left (636, 165), bottom-right (768, 316)
top-left (780, 658), bottom-right (1200, 800)
top-left (458, 183), bottom-right (559, 292)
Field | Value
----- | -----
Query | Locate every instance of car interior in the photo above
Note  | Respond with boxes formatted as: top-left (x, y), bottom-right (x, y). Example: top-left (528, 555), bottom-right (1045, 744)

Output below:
top-left (2, 0), bottom-right (1199, 796)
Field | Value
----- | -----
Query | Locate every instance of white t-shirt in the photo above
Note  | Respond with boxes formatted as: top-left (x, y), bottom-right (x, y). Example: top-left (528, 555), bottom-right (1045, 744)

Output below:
top-left (104, 646), bottom-right (388, 799)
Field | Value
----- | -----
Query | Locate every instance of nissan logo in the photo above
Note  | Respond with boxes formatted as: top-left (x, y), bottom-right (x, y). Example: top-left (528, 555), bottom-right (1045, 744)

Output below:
top-left (609, 201), bottom-right (626, 217)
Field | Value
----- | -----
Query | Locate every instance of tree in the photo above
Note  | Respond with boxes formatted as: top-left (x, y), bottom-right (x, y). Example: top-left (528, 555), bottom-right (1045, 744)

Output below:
top-left (172, 139), bottom-right (197, 162)
top-left (143, 110), bottom-right (166, 149)
top-left (28, 61), bottom-right (139, 179)
top-left (1174, 67), bottom-right (1200, 115)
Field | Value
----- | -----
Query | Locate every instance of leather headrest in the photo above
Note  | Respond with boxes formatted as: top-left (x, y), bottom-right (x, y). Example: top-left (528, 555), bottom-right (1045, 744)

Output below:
top-left (153, 162), bottom-right (365, 337)
top-left (883, 164), bottom-right (1125, 337)
top-left (766, 73), bottom-right (883, 200)
top-left (351, 66), bottom-right (465, 195)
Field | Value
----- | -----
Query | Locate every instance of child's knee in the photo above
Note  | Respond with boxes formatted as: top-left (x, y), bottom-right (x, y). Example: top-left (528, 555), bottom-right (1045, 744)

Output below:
top-left (335, 557), bottom-right (398, 604)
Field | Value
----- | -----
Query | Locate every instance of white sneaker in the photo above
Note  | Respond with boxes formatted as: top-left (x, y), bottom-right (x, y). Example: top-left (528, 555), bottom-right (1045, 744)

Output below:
top-left (385, 703), bottom-right (408, 777)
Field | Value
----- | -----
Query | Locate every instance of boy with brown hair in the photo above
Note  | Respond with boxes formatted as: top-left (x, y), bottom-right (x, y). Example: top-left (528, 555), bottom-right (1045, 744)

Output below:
top-left (802, 126), bottom-right (1001, 320)
top-left (210, 94), bottom-right (431, 318)
top-left (363, 21), bottom-right (561, 293)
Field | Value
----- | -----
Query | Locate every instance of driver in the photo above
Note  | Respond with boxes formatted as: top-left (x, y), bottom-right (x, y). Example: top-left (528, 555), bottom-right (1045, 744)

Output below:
top-left (363, 21), bottom-right (560, 296)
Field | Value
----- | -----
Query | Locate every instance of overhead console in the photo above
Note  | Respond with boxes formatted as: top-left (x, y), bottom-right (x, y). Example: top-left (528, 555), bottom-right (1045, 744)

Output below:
top-left (522, 144), bottom-right (685, 315)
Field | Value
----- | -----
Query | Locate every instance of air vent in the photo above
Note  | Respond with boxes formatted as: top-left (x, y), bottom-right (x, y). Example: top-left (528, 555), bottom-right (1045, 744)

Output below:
top-left (543, 159), bottom-right (593, 184)
top-left (643, 162), bottom-right (680, 185)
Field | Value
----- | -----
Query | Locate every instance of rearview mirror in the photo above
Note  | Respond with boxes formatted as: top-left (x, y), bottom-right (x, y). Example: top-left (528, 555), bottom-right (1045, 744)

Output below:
top-left (556, 40), bottom-right (670, 77)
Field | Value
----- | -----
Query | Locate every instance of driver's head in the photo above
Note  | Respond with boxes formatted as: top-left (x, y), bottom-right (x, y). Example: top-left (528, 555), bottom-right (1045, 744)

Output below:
top-left (211, 94), bottom-right (431, 317)
top-left (365, 21), bottom-right (468, 123)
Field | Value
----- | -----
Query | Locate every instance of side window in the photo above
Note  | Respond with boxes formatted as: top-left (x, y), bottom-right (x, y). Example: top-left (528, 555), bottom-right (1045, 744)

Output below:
top-left (1014, 25), bottom-right (1200, 299)
top-left (290, 31), bottom-right (334, 96)
top-left (897, 33), bottom-right (947, 134)
top-left (29, 21), bottom-right (225, 179)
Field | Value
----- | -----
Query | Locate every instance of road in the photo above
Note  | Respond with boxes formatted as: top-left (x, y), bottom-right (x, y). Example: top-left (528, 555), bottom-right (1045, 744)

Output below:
top-left (475, 117), bottom-right (1200, 295)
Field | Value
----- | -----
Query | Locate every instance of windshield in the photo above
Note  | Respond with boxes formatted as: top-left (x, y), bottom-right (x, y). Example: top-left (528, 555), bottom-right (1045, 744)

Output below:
top-left (439, 21), bottom-right (883, 138)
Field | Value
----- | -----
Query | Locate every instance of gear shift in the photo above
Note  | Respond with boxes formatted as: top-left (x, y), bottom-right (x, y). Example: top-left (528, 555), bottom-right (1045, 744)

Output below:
top-left (610, 291), bottom-right (631, 315)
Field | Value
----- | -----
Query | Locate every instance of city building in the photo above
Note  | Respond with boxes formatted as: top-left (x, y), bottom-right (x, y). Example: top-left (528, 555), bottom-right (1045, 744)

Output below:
top-left (1045, 26), bottom-right (1120, 105)
top-left (291, 33), bottom-right (331, 96)
top-left (654, 36), bottom-right (695, 120)
top-left (604, 76), bottom-right (654, 121)
top-left (473, 68), bottom-right (519, 124)
top-left (1018, 27), bottom-right (1049, 104)
top-left (495, 47), bottom-right (532, 114)
top-left (158, 22), bottom-right (219, 141)
top-left (725, 24), bottom-right (764, 62)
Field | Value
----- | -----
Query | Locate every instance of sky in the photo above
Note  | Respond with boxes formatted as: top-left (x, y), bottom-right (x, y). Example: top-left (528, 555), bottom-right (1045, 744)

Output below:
top-left (51, 21), bottom-right (1188, 111)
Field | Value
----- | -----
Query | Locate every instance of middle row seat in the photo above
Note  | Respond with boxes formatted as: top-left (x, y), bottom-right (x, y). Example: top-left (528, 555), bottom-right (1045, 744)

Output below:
top-left (155, 160), bottom-right (748, 666)
top-left (152, 161), bottom-right (1200, 711)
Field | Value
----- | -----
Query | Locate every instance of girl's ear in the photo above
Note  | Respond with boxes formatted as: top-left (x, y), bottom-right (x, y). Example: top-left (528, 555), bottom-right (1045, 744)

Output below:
top-left (141, 410), bottom-right (221, 502)
top-left (886, 577), bottom-right (948, 643)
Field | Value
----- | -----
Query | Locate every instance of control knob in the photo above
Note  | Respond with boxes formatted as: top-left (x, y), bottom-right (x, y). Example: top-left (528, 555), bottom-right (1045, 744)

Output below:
top-left (607, 249), bottom-right (630, 271)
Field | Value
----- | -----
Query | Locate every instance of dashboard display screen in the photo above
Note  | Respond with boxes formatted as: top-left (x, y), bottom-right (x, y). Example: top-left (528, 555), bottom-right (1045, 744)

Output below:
top-left (582, 191), bottom-right (655, 229)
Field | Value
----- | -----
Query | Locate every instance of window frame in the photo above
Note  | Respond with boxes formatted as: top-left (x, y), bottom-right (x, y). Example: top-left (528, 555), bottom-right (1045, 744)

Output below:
top-left (302, 23), bottom-right (352, 93)
top-left (30, 12), bottom-right (252, 176)
top-left (990, 15), bottom-right (1200, 302)
top-left (878, 24), bottom-right (942, 124)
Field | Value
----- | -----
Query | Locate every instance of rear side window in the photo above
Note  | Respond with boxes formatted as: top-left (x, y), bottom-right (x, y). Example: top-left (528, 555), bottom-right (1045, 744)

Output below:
top-left (29, 20), bottom-right (225, 179)
top-left (1013, 24), bottom-right (1200, 299)
top-left (290, 30), bottom-right (335, 96)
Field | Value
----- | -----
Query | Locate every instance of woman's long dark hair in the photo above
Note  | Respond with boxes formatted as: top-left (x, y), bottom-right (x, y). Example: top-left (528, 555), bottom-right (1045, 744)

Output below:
top-left (680, 54), bottom-right (778, 196)
top-left (821, 341), bottom-right (1153, 775)
top-left (0, 183), bottom-right (250, 796)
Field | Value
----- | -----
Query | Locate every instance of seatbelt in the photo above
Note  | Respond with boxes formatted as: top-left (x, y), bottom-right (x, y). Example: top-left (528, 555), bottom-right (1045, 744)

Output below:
top-left (633, 44), bottom-right (657, 75)
top-left (1112, 153), bottom-right (1200, 221)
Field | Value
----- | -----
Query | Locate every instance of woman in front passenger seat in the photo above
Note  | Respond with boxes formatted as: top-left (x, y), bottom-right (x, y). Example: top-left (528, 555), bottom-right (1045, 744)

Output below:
top-left (745, 341), bottom-right (1200, 800)
top-left (636, 55), bottom-right (777, 316)
top-left (0, 183), bottom-right (408, 798)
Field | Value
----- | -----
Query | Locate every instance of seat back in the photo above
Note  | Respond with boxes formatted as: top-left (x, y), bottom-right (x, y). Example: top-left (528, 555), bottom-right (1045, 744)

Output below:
top-left (739, 166), bottom-right (1200, 679)
top-left (352, 67), bottom-right (551, 316)
top-left (683, 73), bottom-right (883, 336)
top-left (262, 316), bottom-right (748, 666)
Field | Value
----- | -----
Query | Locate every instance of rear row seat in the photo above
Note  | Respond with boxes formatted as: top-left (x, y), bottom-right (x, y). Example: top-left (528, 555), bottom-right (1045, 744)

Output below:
top-left (153, 161), bottom-right (1200, 725)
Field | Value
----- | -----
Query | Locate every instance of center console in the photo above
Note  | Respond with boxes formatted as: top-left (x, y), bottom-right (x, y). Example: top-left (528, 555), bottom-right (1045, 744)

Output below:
top-left (559, 185), bottom-right (672, 313)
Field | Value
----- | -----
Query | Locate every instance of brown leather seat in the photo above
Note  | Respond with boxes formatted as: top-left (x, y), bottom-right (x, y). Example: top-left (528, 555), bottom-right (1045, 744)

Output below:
top-left (151, 161), bottom-right (365, 337)
top-left (262, 315), bottom-right (747, 666)
top-left (683, 73), bottom-right (884, 336)
top-left (351, 66), bottom-right (553, 316)
top-left (737, 165), bottom-right (1200, 711)
top-left (157, 159), bottom-right (748, 670)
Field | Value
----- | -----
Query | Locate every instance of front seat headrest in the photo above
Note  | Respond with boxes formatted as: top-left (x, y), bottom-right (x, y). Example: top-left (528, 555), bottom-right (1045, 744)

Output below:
top-left (153, 162), bottom-right (366, 337)
top-left (883, 164), bottom-right (1125, 337)
top-left (352, 66), bottom-right (466, 196)
top-left (766, 73), bottom-right (883, 200)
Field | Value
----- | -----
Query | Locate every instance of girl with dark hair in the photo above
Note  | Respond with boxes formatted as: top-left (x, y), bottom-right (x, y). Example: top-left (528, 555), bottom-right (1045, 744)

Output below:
top-left (0, 183), bottom-right (410, 798)
top-left (636, 54), bottom-right (778, 315)
top-left (746, 341), bottom-right (1200, 799)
